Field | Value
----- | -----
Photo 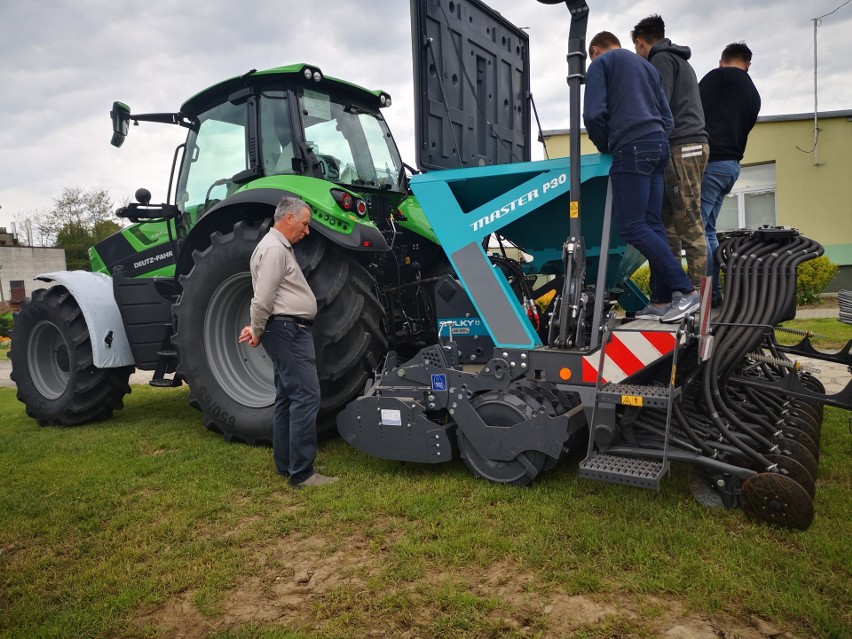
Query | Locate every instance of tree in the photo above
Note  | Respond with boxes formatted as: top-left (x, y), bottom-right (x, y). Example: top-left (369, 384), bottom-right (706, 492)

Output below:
top-left (55, 219), bottom-right (121, 271)
top-left (17, 188), bottom-right (123, 270)
top-left (39, 187), bottom-right (117, 245)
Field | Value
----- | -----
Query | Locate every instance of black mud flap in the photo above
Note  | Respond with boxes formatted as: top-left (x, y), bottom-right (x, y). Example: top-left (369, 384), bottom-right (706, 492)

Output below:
top-left (337, 395), bottom-right (453, 464)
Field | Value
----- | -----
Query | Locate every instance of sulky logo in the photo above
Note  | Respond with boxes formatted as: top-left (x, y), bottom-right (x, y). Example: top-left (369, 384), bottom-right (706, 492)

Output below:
top-left (439, 317), bottom-right (488, 336)
top-left (470, 172), bottom-right (567, 232)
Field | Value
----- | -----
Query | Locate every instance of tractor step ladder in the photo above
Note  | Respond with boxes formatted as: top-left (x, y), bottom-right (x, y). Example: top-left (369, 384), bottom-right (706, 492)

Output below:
top-left (579, 313), bottom-right (686, 491)
top-left (149, 321), bottom-right (182, 388)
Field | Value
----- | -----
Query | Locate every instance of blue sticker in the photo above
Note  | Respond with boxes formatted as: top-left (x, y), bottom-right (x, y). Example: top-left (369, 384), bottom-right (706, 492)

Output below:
top-left (431, 374), bottom-right (447, 392)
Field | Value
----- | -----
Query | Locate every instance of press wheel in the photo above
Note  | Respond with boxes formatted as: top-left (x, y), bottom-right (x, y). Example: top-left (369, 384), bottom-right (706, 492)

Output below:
top-left (457, 391), bottom-right (549, 487)
top-left (785, 414), bottom-right (820, 447)
top-left (778, 426), bottom-right (819, 461)
top-left (763, 454), bottom-right (815, 500)
top-left (775, 437), bottom-right (818, 480)
top-left (740, 472), bottom-right (814, 530)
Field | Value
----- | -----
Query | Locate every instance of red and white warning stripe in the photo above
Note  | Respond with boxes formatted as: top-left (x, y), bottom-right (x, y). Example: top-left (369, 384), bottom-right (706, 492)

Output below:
top-left (581, 329), bottom-right (678, 384)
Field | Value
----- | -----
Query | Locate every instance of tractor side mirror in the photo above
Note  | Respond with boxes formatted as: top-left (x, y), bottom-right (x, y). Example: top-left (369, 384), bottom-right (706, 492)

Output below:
top-left (110, 101), bottom-right (131, 148)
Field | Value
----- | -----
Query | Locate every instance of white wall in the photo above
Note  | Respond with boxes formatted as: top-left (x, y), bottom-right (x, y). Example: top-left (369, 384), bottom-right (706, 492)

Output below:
top-left (0, 246), bottom-right (67, 303)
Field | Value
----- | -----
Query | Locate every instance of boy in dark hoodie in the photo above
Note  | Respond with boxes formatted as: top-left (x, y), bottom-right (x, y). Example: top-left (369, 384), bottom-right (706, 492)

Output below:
top-left (632, 15), bottom-right (708, 317)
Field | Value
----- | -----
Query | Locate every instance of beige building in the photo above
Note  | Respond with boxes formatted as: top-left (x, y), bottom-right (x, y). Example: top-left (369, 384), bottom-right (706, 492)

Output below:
top-left (0, 228), bottom-right (67, 306)
top-left (542, 109), bottom-right (852, 289)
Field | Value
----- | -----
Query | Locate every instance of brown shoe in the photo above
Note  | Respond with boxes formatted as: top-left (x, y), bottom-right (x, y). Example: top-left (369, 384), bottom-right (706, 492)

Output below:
top-left (293, 472), bottom-right (339, 488)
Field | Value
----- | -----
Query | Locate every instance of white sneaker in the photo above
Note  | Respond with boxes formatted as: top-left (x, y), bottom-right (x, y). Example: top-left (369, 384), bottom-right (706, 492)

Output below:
top-left (661, 291), bottom-right (700, 323)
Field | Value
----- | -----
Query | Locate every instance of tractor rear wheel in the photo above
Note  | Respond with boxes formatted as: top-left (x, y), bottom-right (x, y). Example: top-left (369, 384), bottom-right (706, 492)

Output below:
top-left (172, 221), bottom-right (386, 444)
top-left (10, 286), bottom-right (133, 425)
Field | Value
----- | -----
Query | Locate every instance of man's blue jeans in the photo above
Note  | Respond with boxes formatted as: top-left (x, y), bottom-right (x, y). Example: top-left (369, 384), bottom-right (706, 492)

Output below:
top-left (700, 160), bottom-right (740, 299)
top-left (610, 132), bottom-right (694, 304)
top-left (260, 320), bottom-right (320, 485)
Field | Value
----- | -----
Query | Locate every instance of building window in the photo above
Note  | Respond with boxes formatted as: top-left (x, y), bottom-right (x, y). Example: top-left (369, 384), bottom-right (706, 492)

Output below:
top-left (717, 163), bottom-right (776, 232)
top-left (10, 280), bottom-right (26, 302)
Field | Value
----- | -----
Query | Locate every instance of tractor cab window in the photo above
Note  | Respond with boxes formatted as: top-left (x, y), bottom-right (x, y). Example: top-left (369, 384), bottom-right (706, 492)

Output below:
top-left (259, 89), bottom-right (296, 177)
top-left (176, 100), bottom-right (248, 218)
top-left (296, 88), bottom-right (403, 191)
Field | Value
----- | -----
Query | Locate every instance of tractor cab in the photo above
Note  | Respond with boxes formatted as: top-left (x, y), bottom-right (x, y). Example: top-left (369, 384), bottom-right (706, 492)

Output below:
top-left (98, 64), bottom-right (413, 279)
top-left (172, 65), bottom-right (407, 224)
top-left (110, 64), bottom-right (406, 229)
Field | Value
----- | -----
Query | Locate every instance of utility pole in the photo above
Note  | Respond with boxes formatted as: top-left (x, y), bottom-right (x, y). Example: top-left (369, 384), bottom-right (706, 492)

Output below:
top-left (803, 0), bottom-right (852, 165)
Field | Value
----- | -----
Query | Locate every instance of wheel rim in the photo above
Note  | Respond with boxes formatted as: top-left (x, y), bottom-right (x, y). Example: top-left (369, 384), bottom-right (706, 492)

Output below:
top-left (203, 273), bottom-right (274, 408)
top-left (27, 320), bottom-right (70, 400)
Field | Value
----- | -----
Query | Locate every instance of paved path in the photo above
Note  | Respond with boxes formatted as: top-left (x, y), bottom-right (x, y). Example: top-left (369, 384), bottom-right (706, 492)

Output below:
top-left (794, 306), bottom-right (840, 319)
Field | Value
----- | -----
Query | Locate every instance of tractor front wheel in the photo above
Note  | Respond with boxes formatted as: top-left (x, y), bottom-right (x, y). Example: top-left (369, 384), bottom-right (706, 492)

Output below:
top-left (10, 286), bottom-right (133, 425)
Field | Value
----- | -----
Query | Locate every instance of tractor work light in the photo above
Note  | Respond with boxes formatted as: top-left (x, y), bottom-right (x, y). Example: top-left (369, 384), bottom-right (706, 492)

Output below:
top-left (379, 93), bottom-right (392, 107)
top-left (313, 71), bottom-right (322, 82)
top-left (303, 68), bottom-right (312, 80)
top-left (330, 189), bottom-right (369, 218)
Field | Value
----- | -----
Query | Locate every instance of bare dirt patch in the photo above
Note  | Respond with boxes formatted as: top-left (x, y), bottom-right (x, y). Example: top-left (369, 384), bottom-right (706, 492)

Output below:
top-left (130, 536), bottom-right (806, 639)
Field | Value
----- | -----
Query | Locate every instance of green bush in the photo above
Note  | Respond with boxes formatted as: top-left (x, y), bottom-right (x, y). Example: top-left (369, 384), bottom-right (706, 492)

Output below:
top-left (629, 255), bottom-right (838, 306)
top-left (796, 255), bottom-right (838, 305)
top-left (0, 313), bottom-right (12, 338)
top-left (630, 265), bottom-right (651, 297)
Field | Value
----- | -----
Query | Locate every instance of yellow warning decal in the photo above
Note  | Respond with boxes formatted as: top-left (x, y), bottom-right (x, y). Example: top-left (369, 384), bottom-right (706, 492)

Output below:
top-left (621, 395), bottom-right (643, 407)
top-left (570, 200), bottom-right (579, 218)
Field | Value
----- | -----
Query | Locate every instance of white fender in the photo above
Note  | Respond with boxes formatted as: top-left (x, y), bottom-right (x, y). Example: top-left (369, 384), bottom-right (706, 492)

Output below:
top-left (35, 271), bottom-right (135, 368)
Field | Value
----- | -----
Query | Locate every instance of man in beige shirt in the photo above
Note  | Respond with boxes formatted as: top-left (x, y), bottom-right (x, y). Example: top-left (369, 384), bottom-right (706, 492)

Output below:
top-left (239, 196), bottom-right (338, 488)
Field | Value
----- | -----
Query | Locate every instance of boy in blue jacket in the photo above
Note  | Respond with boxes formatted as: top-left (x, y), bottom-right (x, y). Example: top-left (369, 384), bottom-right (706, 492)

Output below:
top-left (584, 31), bottom-right (700, 322)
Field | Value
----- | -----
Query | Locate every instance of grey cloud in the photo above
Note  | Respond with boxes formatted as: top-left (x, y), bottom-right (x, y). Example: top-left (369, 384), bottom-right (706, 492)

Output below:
top-left (1, 0), bottom-right (850, 225)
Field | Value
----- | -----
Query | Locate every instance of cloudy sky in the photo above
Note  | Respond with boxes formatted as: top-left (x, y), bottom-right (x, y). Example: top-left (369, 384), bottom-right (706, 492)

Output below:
top-left (1, 0), bottom-right (850, 232)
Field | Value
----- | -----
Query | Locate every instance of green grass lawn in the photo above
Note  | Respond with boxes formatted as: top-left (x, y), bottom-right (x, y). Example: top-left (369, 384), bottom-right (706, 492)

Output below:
top-left (775, 318), bottom-right (852, 351)
top-left (0, 385), bottom-right (850, 639)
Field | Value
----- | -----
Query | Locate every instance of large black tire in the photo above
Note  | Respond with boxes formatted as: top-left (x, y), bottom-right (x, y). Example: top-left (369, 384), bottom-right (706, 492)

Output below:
top-left (172, 221), bottom-right (387, 444)
top-left (10, 286), bottom-right (133, 425)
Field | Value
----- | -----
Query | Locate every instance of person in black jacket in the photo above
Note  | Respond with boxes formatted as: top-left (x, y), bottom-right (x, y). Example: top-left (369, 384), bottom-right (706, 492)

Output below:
top-left (632, 15), bottom-right (709, 313)
top-left (699, 42), bottom-right (761, 306)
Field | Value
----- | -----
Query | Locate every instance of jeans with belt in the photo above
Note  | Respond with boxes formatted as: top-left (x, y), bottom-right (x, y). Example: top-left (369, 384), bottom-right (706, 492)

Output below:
top-left (610, 132), bottom-right (695, 303)
top-left (700, 160), bottom-right (740, 300)
top-left (260, 320), bottom-right (320, 485)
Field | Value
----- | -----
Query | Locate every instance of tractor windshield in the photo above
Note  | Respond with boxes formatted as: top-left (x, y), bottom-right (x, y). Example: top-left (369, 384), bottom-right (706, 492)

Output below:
top-left (290, 88), bottom-right (403, 190)
top-left (175, 99), bottom-right (248, 219)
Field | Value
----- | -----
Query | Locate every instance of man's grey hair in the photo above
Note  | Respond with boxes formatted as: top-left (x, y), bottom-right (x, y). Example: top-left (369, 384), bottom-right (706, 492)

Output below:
top-left (274, 196), bottom-right (310, 222)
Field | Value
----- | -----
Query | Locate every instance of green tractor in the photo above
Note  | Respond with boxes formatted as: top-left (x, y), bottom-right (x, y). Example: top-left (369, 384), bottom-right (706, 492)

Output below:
top-left (11, 0), bottom-right (534, 444)
top-left (11, 63), bottom-right (450, 442)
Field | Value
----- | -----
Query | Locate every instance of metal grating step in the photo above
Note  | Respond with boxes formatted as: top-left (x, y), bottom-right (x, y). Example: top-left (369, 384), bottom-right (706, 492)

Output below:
top-left (617, 318), bottom-right (680, 333)
top-left (579, 453), bottom-right (668, 491)
top-left (597, 383), bottom-right (680, 408)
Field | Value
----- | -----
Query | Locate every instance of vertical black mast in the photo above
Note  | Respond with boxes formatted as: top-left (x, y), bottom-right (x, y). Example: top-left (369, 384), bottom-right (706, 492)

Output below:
top-left (538, 0), bottom-right (589, 348)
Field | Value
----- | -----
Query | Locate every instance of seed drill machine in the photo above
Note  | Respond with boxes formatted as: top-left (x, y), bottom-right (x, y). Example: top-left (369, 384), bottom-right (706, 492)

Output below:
top-left (337, 0), bottom-right (852, 530)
